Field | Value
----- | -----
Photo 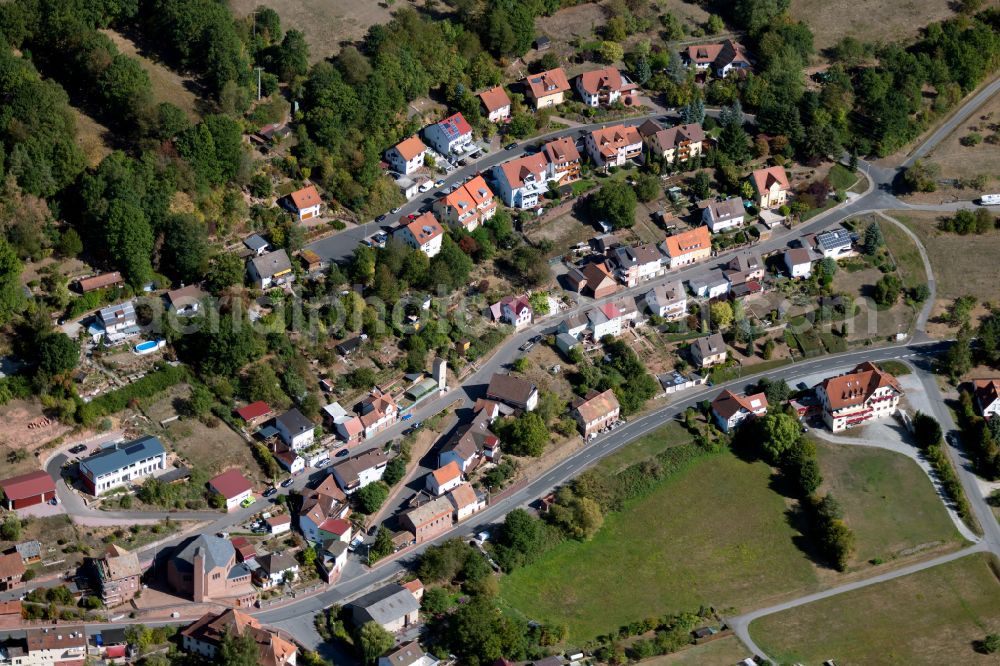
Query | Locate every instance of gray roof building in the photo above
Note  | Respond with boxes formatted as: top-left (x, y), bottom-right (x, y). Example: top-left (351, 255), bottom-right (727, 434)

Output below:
top-left (244, 234), bottom-right (270, 252)
top-left (171, 534), bottom-right (235, 574)
top-left (14, 540), bottom-right (40, 561)
top-left (350, 583), bottom-right (420, 628)
top-left (275, 408), bottom-right (313, 436)
top-left (98, 300), bottom-right (136, 328)
top-left (249, 249), bottom-right (292, 280)
top-left (79, 436), bottom-right (165, 480)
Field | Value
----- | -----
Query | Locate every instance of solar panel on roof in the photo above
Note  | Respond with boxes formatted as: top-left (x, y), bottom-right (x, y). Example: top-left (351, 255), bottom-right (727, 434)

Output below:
top-left (124, 443), bottom-right (144, 455)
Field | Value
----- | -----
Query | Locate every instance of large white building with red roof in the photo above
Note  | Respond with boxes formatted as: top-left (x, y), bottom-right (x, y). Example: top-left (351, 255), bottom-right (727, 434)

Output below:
top-left (523, 67), bottom-right (570, 109)
top-left (287, 185), bottom-right (322, 221)
top-left (575, 66), bottom-right (637, 107)
top-left (423, 112), bottom-right (474, 157)
top-left (491, 152), bottom-right (551, 209)
top-left (973, 379), bottom-right (1000, 421)
top-left (386, 136), bottom-right (428, 175)
top-left (711, 389), bottom-right (768, 433)
top-left (432, 175), bottom-right (496, 232)
top-left (393, 212), bottom-right (444, 258)
top-left (750, 165), bottom-right (790, 210)
top-left (478, 86), bottom-right (512, 123)
top-left (585, 124), bottom-right (643, 169)
top-left (815, 362), bottom-right (902, 432)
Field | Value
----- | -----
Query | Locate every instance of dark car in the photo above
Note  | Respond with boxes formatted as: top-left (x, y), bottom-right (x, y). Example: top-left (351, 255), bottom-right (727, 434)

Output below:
top-left (69, 444), bottom-right (87, 454)
top-left (263, 487), bottom-right (278, 498)
top-left (336, 448), bottom-right (350, 458)
top-left (280, 478), bottom-right (295, 488)
top-left (504, 142), bottom-right (517, 150)
top-left (376, 214), bottom-right (387, 223)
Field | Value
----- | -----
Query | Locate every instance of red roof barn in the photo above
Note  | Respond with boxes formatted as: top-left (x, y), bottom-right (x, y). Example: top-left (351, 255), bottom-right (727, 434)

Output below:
top-left (235, 401), bottom-right (272, 426)
top-left (0, 470), bottom-right (56, 510)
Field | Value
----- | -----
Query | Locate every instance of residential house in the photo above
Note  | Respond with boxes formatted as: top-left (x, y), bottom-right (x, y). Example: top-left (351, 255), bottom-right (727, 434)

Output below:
top-left (165, 284), bottom-right (206, 316)
top-left (90, 544), bottom-right (142, 607)
top-left (688, 270), bottom-right (731, 299)
top-left (331, 449), bottom-right (389, 494)
top-left (266, 515), bottom-right (291, 535)
top-left (449, 483), bottom-right (486, 522)
top-left (523, 67), bottom-right (570, 109)
top-left (180, 610), bottom-right (296, 666)
top-left (662, 226), bottom-right (712, 269)
top-left (750, 166), bottom-right (790, 210)
top-left (644, 280), bottom-right (687, 320)
top-left (426, 461), bottom-right (463, 496)
top-left (77, 271), bottom-right (123, 293)
top-left (357, 389), bottom-right (399, 439)
top-left (319, 539), bottom-right (349, 583)
top-left (386, 136), bottom-right (427, 175)
top-left (96, 300), bottom-right (139, 342)
top-left (575, 66), bottom-right (637, 107)
top-left (208, 469), bottom-right (253, 512)
top-left (478, 86), bottom-right (511, 123)
top-left (587, 303), bottom-right (624, 339)
top-left (815, 362), bottom-right (902, 432)
top-left (580, 261), bottom-right (619, 298)
top-left (13, 541), bottom-right (40, 565)
top-left (585, 124), bottom-right (643, 169)
top-left (684, 40), bottom-right (752, 78)
top-left (9, 627), bottom-right (87, 666)
top-left (235, 401), bottom-right (273, 428)
top-left (784, 247), bottom-right (814, 278)
top-left (253, 553), bottom-right (298, 589)
top-left (322, 402), bottom-right (363, 446)
top-left (394, 212), bottom-right (444, 258)
top-left (336, 336), bottom-right (364, 357)
top-left (437, 411), bottom-right (501, 472)
top-left (0, 470), bottom-right (55, 510)
top-left (572, 389), bottom-right (621, 439)
top-left (378, 641), bottom-right (439, 666)
top-left (270, 440), bottom-right (305, 475)
top-left (724, 251), bottom-right (765, 287)
top-left (275, 408), bottom-right (315, 451)
top-left (0, 552), bottom-right (25, 591)
top-left (608, 244), bottom-right (662, 287)
top-left (298, 476), bottom-right (349, 544)
top-left (316, 517), bottom-right (352, 545)
top-left (558, 312), bottom-right (590, 339)
top-left (690, 333), bottom-right (727, 368)
top-left (973, 379), bottom-right (1000, 420)
top-left (711, 390), bottom-right (769, 433)
top-left (401, 495), bottom-right (454, 544)
top-left (542, 136), bottom-right (581, 185)
top-left (702, 197), bottom-right (746, 233)
top-left (79, 435), bottom-right (167, 496)
top-left (632, 244), bottom-right (664, 282)
top-left (350, 583), bottom-right (421, 632)
top-left (555, 331), bottom-right (581, 356)
top-left (248, 249), bottom-right (294, 289)
top-left (814, 229), bottom-right (854, 259)
top-left (433, 175), bottom-right (496, 232)
top-left (491, 152), bottom-right (550, 209)
top-left (231, 537), bottom-right (257, 564)
top-left (639, 120), bottom-right (705, 164)
top-left (491, 295), bottom-right (533, 329)
top-left (486, 374), bottom-right (539, 412)
top-left (167, 534), bottom-right (256, 606)
top-left (288, 185), bottom-right (322, 221)
top-left (423, 113), bottom-right (475, 157)
top-left (243, 234), bottom-right (270, 256)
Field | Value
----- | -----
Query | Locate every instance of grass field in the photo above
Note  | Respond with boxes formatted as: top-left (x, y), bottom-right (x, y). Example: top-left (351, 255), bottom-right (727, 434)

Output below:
top-left (101, 29), bottom-right (201, 119)
top-left (879, 217), bottom-right (927, 293)
top-left (500, 449), bottom-right (821, 644)
top-left (923, 88), bottom-right (1000, 184)
top-left (815, 442), bottom-right (963, 567)
top-left (640, 635), bottom-right (750, 666)
top-left (72, 108), bottom-right (114, 167)
top-left (594, 420), bottom-right (692, 475)
top-left (791, 0), bottom-right (958, 55)
top-left (750, 552), bottom-right (1000, 665)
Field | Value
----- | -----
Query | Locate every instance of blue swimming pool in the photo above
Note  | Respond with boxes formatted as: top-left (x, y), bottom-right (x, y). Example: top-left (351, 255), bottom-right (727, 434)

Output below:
top-left (134, 340), bottom-right (165, 354)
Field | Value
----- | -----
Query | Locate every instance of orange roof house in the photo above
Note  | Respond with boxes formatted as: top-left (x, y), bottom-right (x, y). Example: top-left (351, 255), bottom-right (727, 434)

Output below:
top-left (427, 461), bottom-right (463, 496)
top-left (662, 226), bottom-right (712, 269)
top-left (288, 185), bottom-right (322, 220)
top-left (523, 68), bottom-right (570, 109)
top-left (816, 362), bottom-right (902, 432)
top-left (750, 165), bottom-right (790, 210)
top-left (478, 86), bottom-right (512, 122)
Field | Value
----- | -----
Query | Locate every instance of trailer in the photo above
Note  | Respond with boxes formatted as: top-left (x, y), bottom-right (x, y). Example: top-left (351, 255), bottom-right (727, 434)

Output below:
top-left (979, 193), bottom-right (1000, 205)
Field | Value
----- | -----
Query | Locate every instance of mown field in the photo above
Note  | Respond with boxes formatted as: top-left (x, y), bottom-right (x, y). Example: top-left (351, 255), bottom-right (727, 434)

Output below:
top-left (750, 552), bottom-right (1000, 665)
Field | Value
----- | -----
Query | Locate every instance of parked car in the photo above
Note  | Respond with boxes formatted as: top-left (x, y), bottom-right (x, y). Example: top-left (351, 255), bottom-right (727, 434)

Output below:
top-left (401, 413), bottom-right (413, 421)
top-left (69, 444), bottom-right (87, 454)
top-left (280, 478), bottom-right (295, 488)
top-left (418, 181), bottom-right (433, 193)
top-left (263, 487), bottom-right (278, 498)
top-left (434, 179), bottom-right (446, 188)
top-left (519, 341), bottom-right (534, 352)
top-left (390, 207), bottom-right (402, 214)
top-left (240, 496), bottom-right (257, 508)
top-left (376, 214), bottom-right (387, 223)
top-left (315, 458), bottom-right (330, 468)
top-left (504, 143), bottom-right (517, 150)
top-left (335, 448), bottom-right (350, 458)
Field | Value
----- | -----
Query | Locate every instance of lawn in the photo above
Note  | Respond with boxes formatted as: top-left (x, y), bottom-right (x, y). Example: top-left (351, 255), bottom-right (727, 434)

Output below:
top-left (750, 552), bottom-right (1000, 665)
top-left (879, 217), bottom-right (927, 292)
top-left (595, 420), bottom-right (692, 475)
top-left (814, 442), bottom-right (963, 567)
top-left (827, 163), bottom-right (860, 192)
top-left (921, 88), bottom-right (1000, 184)
top-left (500, 450), bottom-right (821, 644)
top-left (640, 635), bottom-right (750, 666)
top-left (791, 0), bottom-right (958, 55)
top-left (101, 29), bottom-right (201, 120)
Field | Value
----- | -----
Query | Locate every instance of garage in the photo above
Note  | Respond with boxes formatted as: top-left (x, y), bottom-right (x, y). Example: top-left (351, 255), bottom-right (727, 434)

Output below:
top-left (0, 470), bottom-right (56, 510)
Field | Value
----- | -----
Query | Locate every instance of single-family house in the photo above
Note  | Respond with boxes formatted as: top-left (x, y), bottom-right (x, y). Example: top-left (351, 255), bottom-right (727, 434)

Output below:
top-left (684, 40), bottom-right (752, 78)
top-left (426, 461), bottom-right (463, 496)
top-left (585, 124), bottom-right (643, 169)
top-left (486, 373), bottom-right (539, 412)
top-left (243, 234), bottom-right (270, 256)
top-left (814, 229), bottom-right (854, 259)
top-left (231, 536), bottom-right (257, 564)
top-left (724, 252), bottom-right (765, 287)
top-left (491, 295), bottom-right (533, 329)
top-left (478, 86), bottom-right (512, 123)
top-left (433, 175), bottom-right (496, 232)
top-left (711, 390), bottom-right (769, 432)
top-left (491, 152), bottom-right (550, 209)
top-left (79, 435), bottom-right (167, 496)
top-left (523, 67), bottom-right (570, 109)
top-left (448, 483), bottom-right (486, 522)
top-left (639, 120), bottom-right (706, 164)
top-left (319, 539), bottom-right (349, 583)
top-left (575, 66), bottom-right (637, 107)
top-left (580, 261), bottom-right (619, 298)
top-left (16, 627), bottom-right (87, 665)
top-left (588, 302), bottom-right (624, 339)
top-left (572, 389), bottom-right (621, 439)
top-left (437, 411), bottom-right (501, 472)
top-left (350, 583), bottom-right (421, 632)
top-left (662, 226), bottom-right (712, 269)
top-left (266, 514), bottom-right (291, 535)
top-left (815, 362), bottom-right (902, 432)
top-left (253, 552), bottom-right (298, 589)
top-left (702, 197), bottom-right (746, 233)
top-left (423, 113), bottom-right (474, 157)
top-left (322, 402), bottom-right (363, 446)
top-left (394, 212), bottom-right (444, 258)
top-left (96, 300), bottom-right (139, 342)
top-left (235, 401), bottom-right (273, 428)
top-left (688, 270), bottom-right (731, 299)
top-left (542, 136), bottom-right (582, 185)
top-left (0, 552), bottom-right (25, 591)
top-left (270, 440), bottom-right (305, 475)
top-left (275, 408), bottom-right (315, 451)
top-left (0, 470), bottom-right (56, 510)
top-left (288, 185), bottom-right (322, 221)
top-left (750, 166), bottom-right (790, 210)
top-left (386, 136), bottom-right (427, 175)
top-left (401, 495), bottom-right (454, 544)
top-left (208, 469), bottom-right (254, 512)
top-left (298, 476), bottom-right (349, 543)
top-left (165, 284), bottom-right (206, 316)
top-left (784, 247), bottom-right (814, 278)
top-left (690, 333), bottom-right (727, 368)
top-left (378, 641), bottom-right (439, 666)
top-left (558, 312), bottom-right (590, 339)
top-left (357, 389), bottom-right (399, 439)
top-left (181, 610), bottom-right (296, 666)
top-left (331, 449), bottom-right (389, 494)
top-left (973, 379), bottom-right (1000, 420)
top-left (644, 280), bottom-right (687, 320)
top-left (77, 271), bottom-right (123, 293)
top-left (316, 517), bottom-right (352, 545)
top-left (248, 249), bottom-right (294, 289)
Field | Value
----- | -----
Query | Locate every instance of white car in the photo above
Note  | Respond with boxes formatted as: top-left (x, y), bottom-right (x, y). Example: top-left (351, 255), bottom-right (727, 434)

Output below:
top-left (418, 181), bottom-right (433, 193)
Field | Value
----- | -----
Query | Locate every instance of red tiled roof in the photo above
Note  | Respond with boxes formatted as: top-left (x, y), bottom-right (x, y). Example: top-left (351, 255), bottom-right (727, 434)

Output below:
top-left (525, 68), bottom-right (570, 99)
top-left (751, 165), bottom-right (790, 195)
top-left (664, 227), bottom-right (711, 258)
top-left (318, 517), bottom-right (351, 536)
top-left (432, 461), bottom-right (462, 486)
top-left (209, 469), bottom-right (253, 499)
top-left (711, 389), bottom-right (768, 420)
top-left (235, 401), bottom-right (271, 422)
top-left (0, 470), bottom-right (55, 501)
top-left (478, 86), bottom-right (511, 112)
top-left (394, 136), bottom-right (427, 161)
top-left (578, 66), bottom-right (627, 94)
top-left (289, 185), bottom-right (321, 210)
top-left (820, 362), bottom-right (901, 411)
